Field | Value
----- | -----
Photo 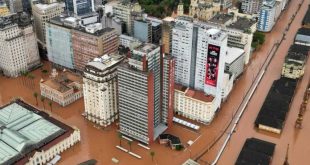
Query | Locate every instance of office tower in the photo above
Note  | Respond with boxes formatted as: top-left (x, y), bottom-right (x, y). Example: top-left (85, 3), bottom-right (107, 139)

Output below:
top-left (72, 24), bottom-right (119, 71)
top-left (257, 0), bottom-right (276, 32)
top-left (112, 1), bottom-right (142, 35)
top-left (46, 17), bottom-right (76, 69)
top-left (133, 19), bottom-right (152, 43)
top-left (83, 54), bottom-right (124, 127)
top-left (171, 16), bottom-right (196, 88)
top-left (0, 13), bottom-right (40, 77)
top-left (32, 2), bottom-right (63, 45)
top-left (118, 44), bottom-right (173, 144)
top-left (241, 0), bottom-right (262, 14)
top-left (162, 17), bottom-right (175, 54)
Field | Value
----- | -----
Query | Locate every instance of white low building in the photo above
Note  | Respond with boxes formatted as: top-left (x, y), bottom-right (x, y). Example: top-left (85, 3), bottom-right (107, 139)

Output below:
top-left (0, 99), bottom-right (81, 165)
top-left (40, 70), bottom-right (83, 107)
top-left (174, 84), bottom-right (216, 124)
top-left (83, 54), bottom-right (124, 127)
top-left (225, 47), bottom-right (245, 80)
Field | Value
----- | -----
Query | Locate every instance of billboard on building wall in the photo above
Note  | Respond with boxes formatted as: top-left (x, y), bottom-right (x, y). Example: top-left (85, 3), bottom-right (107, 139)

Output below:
top-left (205, 44), bottom-right (220, 87)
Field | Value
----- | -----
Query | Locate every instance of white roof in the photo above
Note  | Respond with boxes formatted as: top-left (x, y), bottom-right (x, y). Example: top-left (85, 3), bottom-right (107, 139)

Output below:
top-left (225, 47), bottom-right (244, 64)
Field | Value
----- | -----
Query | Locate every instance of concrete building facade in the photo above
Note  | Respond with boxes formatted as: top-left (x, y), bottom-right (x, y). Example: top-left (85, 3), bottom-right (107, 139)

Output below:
top-left (32, 3), bottom-right (64, 45)
top-left (72, 25), bottom-right (119, 71)
top-left (162, 17), bottom-right (175, 55)
top-left (46, 18), bottom-right (75, 69)
top-left (118, 44), bottom-right (173, 144)
top-left (83, 54), bottom-right (124, 127)
top-left (40, 70), bottom-right (83, 106)
top-left (241, 0), bottom-right (262, 14)
top-left (0, 13), bottom-right (40, 77)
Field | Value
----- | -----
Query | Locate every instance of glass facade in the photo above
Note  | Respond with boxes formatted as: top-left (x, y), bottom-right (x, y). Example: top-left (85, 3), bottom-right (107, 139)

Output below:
top-left (76, 0), bottom-right (93, 16)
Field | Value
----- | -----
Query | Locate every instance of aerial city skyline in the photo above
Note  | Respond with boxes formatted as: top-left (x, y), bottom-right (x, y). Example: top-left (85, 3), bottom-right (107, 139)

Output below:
top-left (0, 0), bottom-right (309, 164)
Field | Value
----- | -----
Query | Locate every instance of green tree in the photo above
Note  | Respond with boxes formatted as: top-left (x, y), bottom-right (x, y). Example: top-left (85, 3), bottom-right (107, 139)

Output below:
top-left (33, 92), bottom-right (38, 106)
top-left (40, 96), bottom-right (45, 110)
top-left (150, 151), bottom-right (155, 162)
top-left (117, 132), bottom-right (122, 147)
top-left (49, 101), bottom-right (53, 112)
top-left (128, 141), bottom-right (132, 152)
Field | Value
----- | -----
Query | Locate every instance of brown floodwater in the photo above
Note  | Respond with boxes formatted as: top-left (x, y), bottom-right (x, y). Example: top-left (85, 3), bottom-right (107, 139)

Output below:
top-left (0, 1), bottom-right (309, 164)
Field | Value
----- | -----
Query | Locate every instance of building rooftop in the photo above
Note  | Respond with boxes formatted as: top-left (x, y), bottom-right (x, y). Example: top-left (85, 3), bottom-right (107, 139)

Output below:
top-left (236, 138), bottom-right (275, 165)
top-left (41, 71), bottom-right (82, 93)
top-left (85, 54), bottom-right (124, 72)
top-left (0, 99), bottom-right (74, 165)
top-left (288, 44), bottom-right (309, 56)
top-left (34, 2), bottom-right (61, 11)
top-left (134, 43), bottom-right (159, 53)
top-left (209, 13), bottom-right (233, 25)
top-left (255, 77), bottom-right (297, 130)
top-left (302, 5), bottom-right (310, 25)
top-left (297, 27), bottom-right (310, 36)
top-left (50, 15), bottom-right (115, 37)
top-left (225, 47), bottom-right (245, 64)
top-left (0, 13), bottom-right (31, 29)
top-left (163, 17), bottom-right (175, 22)
top-left (175, 84), bottom-right (215, 102)
top-left (228, 17), bottom-right (256, 32)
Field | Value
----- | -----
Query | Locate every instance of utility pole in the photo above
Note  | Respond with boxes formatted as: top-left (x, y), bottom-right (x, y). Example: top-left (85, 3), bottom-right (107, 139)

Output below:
top-left (283, 144), bottom-right (289, 165)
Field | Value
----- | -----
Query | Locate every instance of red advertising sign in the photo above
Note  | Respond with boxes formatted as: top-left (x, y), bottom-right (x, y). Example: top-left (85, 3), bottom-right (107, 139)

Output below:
top-left (205, 44), bottom-right (220, 87)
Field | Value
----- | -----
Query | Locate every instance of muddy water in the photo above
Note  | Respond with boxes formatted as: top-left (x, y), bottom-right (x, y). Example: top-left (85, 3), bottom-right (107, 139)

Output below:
top-left (0, 1), bottom-right (308, 164)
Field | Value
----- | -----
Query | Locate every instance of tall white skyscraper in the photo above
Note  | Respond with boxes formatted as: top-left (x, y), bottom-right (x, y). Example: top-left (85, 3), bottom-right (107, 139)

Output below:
top-left (171, 16), bottom-right (195, 88)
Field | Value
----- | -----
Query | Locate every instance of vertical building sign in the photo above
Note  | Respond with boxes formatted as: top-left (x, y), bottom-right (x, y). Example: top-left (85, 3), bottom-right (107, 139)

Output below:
top-left (205, 44), bottom-right (220, 87)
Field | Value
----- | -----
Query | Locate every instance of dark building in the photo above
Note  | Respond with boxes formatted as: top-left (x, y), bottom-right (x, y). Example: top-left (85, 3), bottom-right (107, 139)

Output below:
top-left (236, 138), bottom-right (276, 165)
top-left (255, 77), bottom-right (297, 134)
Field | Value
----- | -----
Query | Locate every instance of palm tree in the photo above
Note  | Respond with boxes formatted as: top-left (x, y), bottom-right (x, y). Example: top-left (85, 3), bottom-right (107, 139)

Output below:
top-left (40, 96), bottom-right (45, 110)
top-left (48, 101), bottom-right (53, 112)
top-left (150, 151), bottom-right (155, 162)
top-left (28, 74), bottom-right (35, 89)
top-left (128, 141), bottom-right (132, 152)
top-left (33, 92), bottom-right (38, 105)
top-left (117, 132), bottom-right (122, 147)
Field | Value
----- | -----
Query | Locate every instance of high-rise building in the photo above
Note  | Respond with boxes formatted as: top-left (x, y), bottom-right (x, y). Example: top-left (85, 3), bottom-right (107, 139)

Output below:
top-left (241, 0), bottom-right (262, 14)
top-left (133, 19), bottom-right (152, 43)
top-left (257, 0), bottom-right (276, 32)
top-left (32, 2), bottom-right (64, 45)
top-left (162, 55), bottom-right (175, 127)
top-left (72, 24), bottom-right (119, 71)
top-left (65, 0), bottom-right (94, 16)
top-left (171, 16), bottom-right (196, 88)
top-left (162, 17), bottom-right (175, 55)
top-left (118, 43), bottom-right (174, 144)
top-left (46, 17), bottom-right (76, 69)
top-left (0, 13), bottom-right (40, 77)
top-left (146, 16), bottom-right (162, 44)
top-left (83, 54), bottom-right (124, 127)
top-left (112, 1), bottom-right (142, 35)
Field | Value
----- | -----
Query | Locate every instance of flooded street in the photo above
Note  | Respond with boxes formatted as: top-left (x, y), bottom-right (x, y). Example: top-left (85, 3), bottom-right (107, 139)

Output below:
top-left (0, 0), bottom-right (309, 164)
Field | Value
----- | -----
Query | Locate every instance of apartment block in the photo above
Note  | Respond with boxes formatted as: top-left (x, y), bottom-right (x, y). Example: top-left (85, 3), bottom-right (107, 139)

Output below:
top-left (118, 44), bottom-right (173, 144)
top-left (0, 13), bottom-right (40, 77)
top-left (162, 17), bottom-right (175, 55)
top-left (241, 0), bottom-right (262, 14)
top-left (72, 24), bottom-right (119, 71)
top-left (83, 54), bottom-right (124, 127)
top-left (32, 2), bottom-right (64, 45)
